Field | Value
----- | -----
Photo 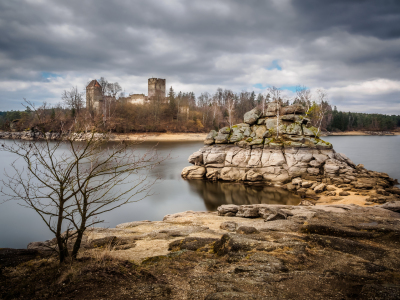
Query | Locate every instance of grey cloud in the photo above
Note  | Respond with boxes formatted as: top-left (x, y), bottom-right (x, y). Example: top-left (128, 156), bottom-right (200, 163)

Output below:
top-left (0, 0), bottom-right (399, 113)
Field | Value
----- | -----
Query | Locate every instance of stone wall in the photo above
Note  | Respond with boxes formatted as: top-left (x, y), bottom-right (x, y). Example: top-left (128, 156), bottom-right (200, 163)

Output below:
top-left (128, 93), bottom-right (147, 105)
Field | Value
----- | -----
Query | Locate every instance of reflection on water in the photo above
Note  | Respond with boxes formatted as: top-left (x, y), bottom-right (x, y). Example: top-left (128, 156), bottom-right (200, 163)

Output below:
top-left (187, 180), bottom-right (301, 211)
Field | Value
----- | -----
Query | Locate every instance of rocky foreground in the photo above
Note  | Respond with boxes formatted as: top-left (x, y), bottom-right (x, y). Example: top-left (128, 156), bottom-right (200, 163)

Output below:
top-left (4, 202), bottom-right (399, 299)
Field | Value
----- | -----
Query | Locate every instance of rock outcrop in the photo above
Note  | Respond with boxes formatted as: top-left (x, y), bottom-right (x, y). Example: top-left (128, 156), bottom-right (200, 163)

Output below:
top-left (20, 203), bottom-right (400, 299)
top-left (182, 104), bottom-right (399, 202)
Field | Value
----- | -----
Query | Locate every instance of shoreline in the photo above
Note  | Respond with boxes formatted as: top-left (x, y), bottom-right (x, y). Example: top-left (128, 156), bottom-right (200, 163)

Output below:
top-left (110, 132), bottom-right (207, 142)
top-left (326, 130), bottom-right (400, 136)
top-left (110, 131), bottom-right (400, 141)
top-left (1, 131), bottom-right (399, 143)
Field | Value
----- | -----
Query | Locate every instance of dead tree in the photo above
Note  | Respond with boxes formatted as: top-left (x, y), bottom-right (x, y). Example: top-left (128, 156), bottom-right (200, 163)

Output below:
top-left (1, 102), bottom-right (163, 263)
top-left (295, 86), bottom-right (312, 111)
top-left (226, 95), bottom-right (235, 128)
top-left (315, 89), bottom-right (329, 136)
top-left (268, 86), bottom-right (281, 138)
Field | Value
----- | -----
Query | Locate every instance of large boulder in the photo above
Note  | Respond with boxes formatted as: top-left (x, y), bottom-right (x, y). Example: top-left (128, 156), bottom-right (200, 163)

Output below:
top-left (188, 151), bottom-right (203, 165)
top-left (215, 132), bottom-right (229, 144)
top-left (265, 118), bottom-right (278, 131)
top-left (281, 104), bottom-right (306, 115)
top-left (229, 124), bottom-right (249, 142)
top-left (284, 123), bottom-right (302, 135)
top-left (302, 125), bottom-right (318, 137)
top-left (252, 125), bottom-right (267, 139)
top-left (204, 152), bottom-right (226, 166)
top-left (266, 102), bottom-right (278, 113)
top-left (181, 166), bottom-right (206, 179)
top-left (219, 167), bottom-right (246, 181)
top-left (244, 108), bottom-right (261, 125)
top-left (219, 127), bottom-right (231, 134)
top-left (204, 130), bottom-right (217, 145)
top-left (230, 149), bottom-right (251, 167)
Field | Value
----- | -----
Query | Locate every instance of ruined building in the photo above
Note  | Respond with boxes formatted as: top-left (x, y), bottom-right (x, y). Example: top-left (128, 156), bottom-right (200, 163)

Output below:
top-left (86, 77), bottom-right (167, 112)
top-left (148, 78), bottom-right (166, 100)
top-left (86, 79), bottom-right (102, 112)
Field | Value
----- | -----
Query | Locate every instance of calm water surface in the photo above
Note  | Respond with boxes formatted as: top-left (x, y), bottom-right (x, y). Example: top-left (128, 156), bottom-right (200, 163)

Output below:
top-left (1, 136), bottom-right (399, 248)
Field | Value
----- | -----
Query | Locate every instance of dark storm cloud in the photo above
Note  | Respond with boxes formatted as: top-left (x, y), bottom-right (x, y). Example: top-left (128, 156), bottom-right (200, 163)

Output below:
top-left (0, 0), bottom-right (399, 112)
top-left (292, 0), bottom-right (400, 40)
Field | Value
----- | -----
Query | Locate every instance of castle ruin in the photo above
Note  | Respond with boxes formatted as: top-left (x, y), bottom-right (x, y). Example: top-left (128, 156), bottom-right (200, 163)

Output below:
top-left (148, 78), bottom-right (166, 100)
top-left (86, 79), bottom-right (102, 112)
top-left (86, 77), bottom-right (167, 112)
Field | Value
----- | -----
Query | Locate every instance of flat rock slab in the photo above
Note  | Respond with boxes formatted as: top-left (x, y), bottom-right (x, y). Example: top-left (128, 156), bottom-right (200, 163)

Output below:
top-left (13, 202), bottom-right (400, 299)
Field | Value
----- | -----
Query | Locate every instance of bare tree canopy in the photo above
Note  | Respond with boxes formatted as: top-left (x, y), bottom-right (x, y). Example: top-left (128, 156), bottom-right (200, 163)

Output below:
top-left (0, 103), bottom-right (165, 263)
top-left (107, 82), bottom-right (122, 98)
top-left (62, 86), bottom-right (84, 114)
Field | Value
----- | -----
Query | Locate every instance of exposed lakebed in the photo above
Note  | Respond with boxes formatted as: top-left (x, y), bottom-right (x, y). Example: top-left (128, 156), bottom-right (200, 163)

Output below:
top-left (0, 135), bottom-right (399, 248)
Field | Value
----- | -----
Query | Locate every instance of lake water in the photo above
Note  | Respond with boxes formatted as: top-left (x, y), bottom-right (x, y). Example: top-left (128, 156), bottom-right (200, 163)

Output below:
top-left (1, 136), bottom-right (399, 248)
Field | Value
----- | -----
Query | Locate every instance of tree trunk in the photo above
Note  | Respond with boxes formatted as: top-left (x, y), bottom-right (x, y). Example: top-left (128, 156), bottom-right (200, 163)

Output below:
top-left (72, 200), bottom-right (88, 259)
top-left (56, 201), bottom-right (68, 263)
top-left (71, 227), bottom-right (85, 259)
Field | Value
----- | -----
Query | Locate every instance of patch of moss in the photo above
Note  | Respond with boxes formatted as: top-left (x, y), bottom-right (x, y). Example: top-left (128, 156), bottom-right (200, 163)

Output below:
top-left (314, 137), bottom-right (332, 146)
top-left (268, 128), bottom-right (276, 135)
top-left (264, 138), bottom-right (273, 144)
top-left (308, 126), bottom-right (319, 137)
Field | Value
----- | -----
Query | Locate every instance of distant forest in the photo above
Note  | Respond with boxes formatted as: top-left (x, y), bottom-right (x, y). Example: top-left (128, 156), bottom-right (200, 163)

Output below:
top-left (1, 84), bottom-right (399, 134)
top-left (327, 109), bottom-right (400, 132)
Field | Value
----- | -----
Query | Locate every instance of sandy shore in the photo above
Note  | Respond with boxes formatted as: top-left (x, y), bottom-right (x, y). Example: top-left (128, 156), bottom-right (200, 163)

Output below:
top-left (110, 131), bottom-right (400, 141)
top-left (327, 130), bottom-right (400, 136)
top-left (314, 187), bottom-right (376, 206)
top-left (111, 132), bottom-right (207, 142)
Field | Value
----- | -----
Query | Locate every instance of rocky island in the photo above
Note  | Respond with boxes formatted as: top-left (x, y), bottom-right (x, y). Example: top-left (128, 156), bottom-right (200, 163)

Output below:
top-left (182, 103), bottom-right (400, 205)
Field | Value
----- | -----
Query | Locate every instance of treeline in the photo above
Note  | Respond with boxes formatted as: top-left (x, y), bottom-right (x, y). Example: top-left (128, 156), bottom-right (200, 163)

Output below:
top-left (1, 83), bottom-right (399, 133)
top-left (328, 108), bottom-right (400, 132)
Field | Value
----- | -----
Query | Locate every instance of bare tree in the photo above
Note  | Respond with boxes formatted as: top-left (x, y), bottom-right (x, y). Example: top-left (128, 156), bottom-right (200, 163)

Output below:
top-left (211, 95), bottom-right (220, 128)
top-left (198, 92), bottom-right (211, 126)
top-left (1, 103), bottom-right (163, 263)
top-left (226, 95), bottom-right (235, 128)
top-left (98, 77), bottom-right (109, 97)
top-left (96, 77), bottom-right (122, 126)
top-left (62, 87), bottom-right (84, 114)
top-left (315, 89), bottom-right (329, 136)
top-left (105, 82), bottom-right (122, 122)
top-left (268, 86), bottom-right (281, 138)
top-left (107, 82), bottom-right (122, 99)
top-left (295, 86), bottom-right (312, 111)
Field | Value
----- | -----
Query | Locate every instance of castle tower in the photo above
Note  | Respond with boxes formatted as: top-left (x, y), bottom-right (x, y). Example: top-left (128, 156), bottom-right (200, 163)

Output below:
top-left (148, 78), bottom-right (166, 100)
top-left (86, 79), bottom-right (102, 112)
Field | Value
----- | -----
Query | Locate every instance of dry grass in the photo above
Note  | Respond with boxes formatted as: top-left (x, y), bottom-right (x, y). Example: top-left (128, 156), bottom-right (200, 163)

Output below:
top-left (1, 242), bottom-right (138, 298)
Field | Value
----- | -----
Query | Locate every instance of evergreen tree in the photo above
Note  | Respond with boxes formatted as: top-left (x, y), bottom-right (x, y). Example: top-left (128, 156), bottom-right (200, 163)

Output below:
top-left (168, 86), bottom-right (176, 119)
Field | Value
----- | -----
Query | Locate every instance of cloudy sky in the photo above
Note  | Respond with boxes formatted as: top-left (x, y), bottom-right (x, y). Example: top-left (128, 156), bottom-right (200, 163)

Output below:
top-left (0, 0), bottom-right (399, 113)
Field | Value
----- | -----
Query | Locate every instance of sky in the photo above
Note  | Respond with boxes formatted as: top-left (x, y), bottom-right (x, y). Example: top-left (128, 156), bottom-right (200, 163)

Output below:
top-left (0, 0), bottom-right (399, 114)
